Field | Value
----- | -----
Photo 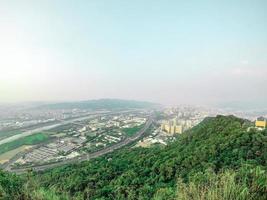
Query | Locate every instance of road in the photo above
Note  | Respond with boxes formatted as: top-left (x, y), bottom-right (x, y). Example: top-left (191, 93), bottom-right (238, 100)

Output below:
top-left (6, 116), bottom-right (153, 174)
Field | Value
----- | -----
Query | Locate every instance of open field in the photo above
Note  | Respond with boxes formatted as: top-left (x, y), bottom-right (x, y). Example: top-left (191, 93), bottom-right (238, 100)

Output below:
top-left (0, 133), bottom-right (49, 155)
top-left (0, 145), bottom-right (33, 164)
top-left (122, 124), bottom-right (145, 136)
top-left (50, 132), bottom-right (67, 138)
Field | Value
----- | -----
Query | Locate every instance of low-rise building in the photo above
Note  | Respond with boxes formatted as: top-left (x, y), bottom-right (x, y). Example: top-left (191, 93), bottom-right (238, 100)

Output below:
top-left (255, 117), bottom-right (267, 128)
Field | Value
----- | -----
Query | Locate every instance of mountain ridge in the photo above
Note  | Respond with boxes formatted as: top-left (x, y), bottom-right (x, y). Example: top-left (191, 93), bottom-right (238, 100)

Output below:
top-left (36, 98), bottom-right (160, 110)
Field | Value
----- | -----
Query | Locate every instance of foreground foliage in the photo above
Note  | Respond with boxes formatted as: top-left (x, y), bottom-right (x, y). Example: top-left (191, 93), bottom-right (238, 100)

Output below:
top-left (176, 167), bottom-right (267, 200)
top-left (0, 115), bottom-right (266, 199)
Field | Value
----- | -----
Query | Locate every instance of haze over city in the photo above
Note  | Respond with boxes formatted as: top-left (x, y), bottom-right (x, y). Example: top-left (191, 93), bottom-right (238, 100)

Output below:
top-left (1, 2), bottom-right (267, 200)
top-left (0, 0), bottom-right (266, 106)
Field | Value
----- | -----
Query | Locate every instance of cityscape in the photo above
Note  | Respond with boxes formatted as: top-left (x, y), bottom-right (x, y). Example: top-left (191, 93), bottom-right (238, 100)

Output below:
top-left (1, 102), bottom-right (266, 174)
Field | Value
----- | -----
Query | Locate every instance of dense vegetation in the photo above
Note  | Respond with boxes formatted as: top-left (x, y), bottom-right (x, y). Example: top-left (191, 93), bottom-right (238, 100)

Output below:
top-left (0, 133), bottom-right (49, 155)
top-left (0, 115), bottom-right (266, 200)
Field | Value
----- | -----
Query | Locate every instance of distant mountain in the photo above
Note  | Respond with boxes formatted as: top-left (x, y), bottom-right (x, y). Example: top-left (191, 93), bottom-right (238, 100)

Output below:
top-left (1, 115), bottom-right (266, 200)
top-left (37, 99), bottom-right (160, 110)
top-left (216, 101), bottom-right (267, 111)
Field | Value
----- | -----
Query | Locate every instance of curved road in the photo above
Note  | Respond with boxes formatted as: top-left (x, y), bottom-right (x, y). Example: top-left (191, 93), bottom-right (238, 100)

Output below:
top-left (7, 116), bottom-right (153, 174)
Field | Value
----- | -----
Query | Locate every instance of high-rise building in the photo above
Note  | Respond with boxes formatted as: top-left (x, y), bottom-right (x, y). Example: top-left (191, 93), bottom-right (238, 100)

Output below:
top-left (161, 120), bottom-right (183, 135)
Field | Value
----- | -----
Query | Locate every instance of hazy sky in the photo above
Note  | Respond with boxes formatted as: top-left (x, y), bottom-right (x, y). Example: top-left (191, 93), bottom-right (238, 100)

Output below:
top-left (0, 1), bottom-right (266, 105)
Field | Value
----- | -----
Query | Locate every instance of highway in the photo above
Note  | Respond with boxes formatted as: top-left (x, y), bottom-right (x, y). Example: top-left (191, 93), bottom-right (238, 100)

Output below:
top-left (6, 116), bottom-right (153, 174)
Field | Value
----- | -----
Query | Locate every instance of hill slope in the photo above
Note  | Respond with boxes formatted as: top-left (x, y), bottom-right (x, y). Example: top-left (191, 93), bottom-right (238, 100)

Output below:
top-left (0, 115), bottom-right (266, 200)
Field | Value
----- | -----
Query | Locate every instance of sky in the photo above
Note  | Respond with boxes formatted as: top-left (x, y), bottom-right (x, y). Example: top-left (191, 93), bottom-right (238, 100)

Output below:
top-left (0, 0), bottom-right (266, 106)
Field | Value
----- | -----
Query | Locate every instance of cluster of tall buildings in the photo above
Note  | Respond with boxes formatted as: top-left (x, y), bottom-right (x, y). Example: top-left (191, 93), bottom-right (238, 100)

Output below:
top-left (161, 118), bottom-right (183, 135)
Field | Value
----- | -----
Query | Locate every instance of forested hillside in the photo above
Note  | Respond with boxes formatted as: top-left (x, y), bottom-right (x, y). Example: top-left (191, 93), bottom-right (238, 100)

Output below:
top-left (0, 115), bottom-right (266, 200)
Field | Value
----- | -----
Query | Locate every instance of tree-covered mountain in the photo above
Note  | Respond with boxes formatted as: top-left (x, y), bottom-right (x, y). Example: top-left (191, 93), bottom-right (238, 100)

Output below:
top-left (0, 115), bottom-right (266, 200)
top-left (37, 99), bottom-right (160, 110)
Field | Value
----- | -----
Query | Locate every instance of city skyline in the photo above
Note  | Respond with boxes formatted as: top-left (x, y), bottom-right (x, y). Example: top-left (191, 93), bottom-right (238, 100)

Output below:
top-left (0, 1), bottom-right (267, 105)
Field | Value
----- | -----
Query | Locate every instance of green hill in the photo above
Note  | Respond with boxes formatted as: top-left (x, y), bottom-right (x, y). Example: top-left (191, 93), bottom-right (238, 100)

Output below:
top-left (37, 99), bottom-right (160, 110)
top-left (0, 115), bottom-right (266, 200)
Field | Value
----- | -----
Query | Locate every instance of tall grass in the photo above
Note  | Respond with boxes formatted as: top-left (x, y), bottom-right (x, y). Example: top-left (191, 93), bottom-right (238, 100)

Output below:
top-left (176, 167), bottom-right (267, 200)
